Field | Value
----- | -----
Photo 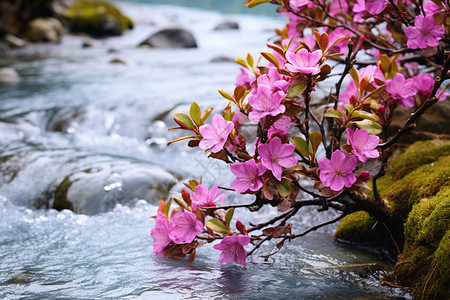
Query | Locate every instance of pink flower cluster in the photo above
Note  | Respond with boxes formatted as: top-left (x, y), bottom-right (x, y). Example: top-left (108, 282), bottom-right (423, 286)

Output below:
top-left (151, 211), bottom-right (203, 256)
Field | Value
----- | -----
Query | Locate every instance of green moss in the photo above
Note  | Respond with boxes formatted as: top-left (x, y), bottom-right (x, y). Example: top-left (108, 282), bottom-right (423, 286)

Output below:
top-left (335, 211), bottom-right (379, 244)
top-left (395, 188), bottom-right (450, 299)
top-left (389, 139), bottom-right (450, 180)
top-left (65, 0), bottom-right (134, 36)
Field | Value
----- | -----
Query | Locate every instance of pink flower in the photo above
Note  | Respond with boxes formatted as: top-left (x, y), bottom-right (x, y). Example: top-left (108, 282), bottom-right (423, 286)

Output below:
top-left (268, 116), bottom-right (291, 138)
top-left (151, 212), bottom-right (172, 256)
top-left (199, 114), bottom-right (234, 153)
top-left (386, 73), bottom-right (416, 107)
top-left (191, 184), bottom-right (225, 211)
top-left (258, 137), bottom-right (297, 181)
top-left (213, 235), bottom-right (250, 265)
top-left (255, 66), bottom-right (290, 94)
top-left (285, 49), bottom-right (323, 75)
top-left (248, 85), bottom-right (286, 123)
top-left (230, 160), bottom-right (267, 193)
top-left (168, 211), bottom-right (204, 244)
top-left (289, 0), bottom-right (311, 11)
top-left (365, 0), bottom-right (388, 15)
top-left (236, 68), bottom-right (254, 90)
top-left (318, 150), bottom-right (357, 191)
top-left (404, 15), bottom-right (446, 49)
top-left (346, 128), bottom-right (380, 162)
top-left (413, 73), bottom-right (449, 101)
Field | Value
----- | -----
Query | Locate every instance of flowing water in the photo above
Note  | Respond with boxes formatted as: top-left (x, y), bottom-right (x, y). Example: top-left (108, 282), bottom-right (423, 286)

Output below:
top-left (0, 2), bottom-right (411, 299)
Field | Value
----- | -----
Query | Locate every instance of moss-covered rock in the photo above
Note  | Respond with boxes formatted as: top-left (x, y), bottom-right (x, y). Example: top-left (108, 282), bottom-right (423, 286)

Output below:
top-left (65, 0), bottom-right (134, 37)
top-left (394, 188), bottom-right (450, 299)
top-left (335, 139), bottom-right (450, 298)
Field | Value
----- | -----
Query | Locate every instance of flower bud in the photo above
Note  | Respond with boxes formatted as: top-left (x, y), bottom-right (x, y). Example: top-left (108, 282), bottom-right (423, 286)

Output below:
top-left (358, 171), bottom-right (371, 182)
top-left (350, 95), bottom-right (358, 106)
top-left (378, 105), bottom-right (385, 115)
top-left (236, 220), bottom-right (248, 235)
top-left (359, 35), bottom-right (366, 43)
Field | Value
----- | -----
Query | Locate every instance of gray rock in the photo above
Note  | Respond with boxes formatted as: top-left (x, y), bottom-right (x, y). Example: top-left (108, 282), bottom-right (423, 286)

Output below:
top-left (210, 56), bottom-right (235, 63)
top-left (214, 20), bottom-right (239, 31)
top-left (25, 18), bottom-right (64, 43)
top-left (48, 163), bottom-right (179, 215)
top-left (109, 57), bottom-right (131, 65)
top-left (4, 34), bottom-right (27, 48)
top-left (139, 27), bottom-right (197, 48)
top-left (0, 68), bottom-right (20, 84)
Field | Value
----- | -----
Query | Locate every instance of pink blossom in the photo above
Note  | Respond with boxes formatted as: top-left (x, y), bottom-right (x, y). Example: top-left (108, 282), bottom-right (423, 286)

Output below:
top-left (413, 73), bottom-right (449, 101)
top-left (236, 68), bottom-right (254, 90)
top-left (339, 65), bottom-right (377, 104)
top-left (386, 73), bottom-right (416, 107)
top-left (268, 116), bottom-right (291, 138)
top-left (273, 38), bottom-right (300, 66)
top-left (423, 0), bottom-right (444, 15)
top-left (289, 0), bottom-right (311, 11)
top-left (199, 114), bottom-right (234, 153)
top-left (329, 0), bottom-right (349, 17)
top-left (285, 49), bottom-right (323, 75)
top-left (191, 184), bottom-right (225, 210)
top-left (404, 15), bottom-right (445, 49)
top-left (168, 211), bottom-right (204, 244)
top-left (213, 235), bottom-right (250, 265)
top-left (346, 128), bottom-right (380, 162)
top-left (353, 0), bottom-right (368, 22)
top-left (318, 150), bottom-right (357, 191)
top-left (230, 160), bottom-right (267, 193)
top-left (258, 137), bottom-right (297, 181)
top-left (327, 28), bottom-right (351, 53)
top-left (151, 212), bottom-right (172, 256)
top-left (365, 0), bottom-right (388, 15)
top-left (255, 66), bottom-right (290, 94)
top-left (248, 85), bottom-right (286, 123)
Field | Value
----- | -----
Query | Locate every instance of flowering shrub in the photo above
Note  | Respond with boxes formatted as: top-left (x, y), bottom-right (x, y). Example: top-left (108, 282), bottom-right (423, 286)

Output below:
top-left (153, 0), bottom-right (449, 265)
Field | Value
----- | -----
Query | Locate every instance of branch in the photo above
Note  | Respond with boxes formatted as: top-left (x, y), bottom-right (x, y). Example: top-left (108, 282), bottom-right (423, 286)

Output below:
top-left (290, 213), bottom-right (347, 239)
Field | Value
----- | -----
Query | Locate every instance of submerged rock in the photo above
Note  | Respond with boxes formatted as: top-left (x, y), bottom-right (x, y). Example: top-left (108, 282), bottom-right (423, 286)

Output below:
top-left (40, 163), bottom-right (178, 215)
top-left (4, 34), bottom-right (27, 48)
top-left (65, 0), bottom-right (134, 37)
top-left (0, 68), bottom-right (20, 84)
top-left (139, 28), bottom-right (197, 49)
top-left (25, 18), bottom-right (64, 43)
top-left (214, 20), bottom-right (239, 31)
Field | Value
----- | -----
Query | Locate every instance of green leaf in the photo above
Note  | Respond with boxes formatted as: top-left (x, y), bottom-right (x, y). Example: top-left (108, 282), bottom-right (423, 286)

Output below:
top-left (225, 208), bottom-right (234, 229)
top-left (286, 83), bottom-right (307, 98)
top-left (354, 120), bottom-right (382, 135)
top-left (351, 110), bottom-right (380, 123)
top-left (173, 112), bottom-right (195, 129)
top-left (379, 55), bottom-right (391, 74)
top-left (261, 52), bottom-right (279, 68)
top-left (167, 135), bottom-right (199, 146)
top-left (293, 136), bottom-right (309, 157)
top-left (206, 218), bottom-right (229, 234)
top-left (327, 35), bottom-right (349, 52)
top-left (365, 84), bottom-right (386, 99)
top-left (190, 102), bottom-right (201, 125)
top-left (164, 198), bottom-right (172, 219)
top-left (276, 179), bottom-right (292, 197)
top-left (308, 131), bottom-right (322, 159)
top-left (323, 109), bottom-right (344, 119)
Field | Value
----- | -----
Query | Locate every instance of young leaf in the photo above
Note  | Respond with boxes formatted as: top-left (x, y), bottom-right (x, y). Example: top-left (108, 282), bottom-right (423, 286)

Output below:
top-left (276, 179), bottom-right (292, 197)
top-left (218, 89), bottom-right (235, 102)
top-left (235, 57), bottom-right (248, 69)
top-left (292, 136), bottom-right (309, 157)
top-left (173, 112), bottom-right (195, 129)
top-left (323, 109), bottom-right (344, 119)
top-left (167, 135), bottom-right (199, 146)
top-left (206, 218), bottom-right (229, 234)
top-left (261, 52), bottom-right (279, 68)
top-left (354, 119), bottom-right (382, 135)
top-left (246, 53), bottom-right (254, 69)
top-left (225, 208), bottom-right (234, 229)
top-left (190, 102), bottom-right (202, 126)
top-left (308, 131), bottom-right (322, 160)
top-left (351, 110), bottom-right (381, 123)
top-left (286, 83), bottom-right (307, 98)
top-left (348, 67), bottom-right (360, 88)
top-left (201, 107), bottom-right (214, 124)
top-left (245, 0), bottom-right (272, 8)
top-left (164, 198), bottom-right (173, 219)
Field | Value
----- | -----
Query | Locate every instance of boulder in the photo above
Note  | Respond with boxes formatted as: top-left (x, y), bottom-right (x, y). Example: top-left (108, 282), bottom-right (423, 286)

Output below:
top-left (210, 56), bottom-right (235, 63)
top-left (25, 18), bottom-right (64, 43)
top-left (109, 57), bottom-right (131, 65)
top-left (214, 20), bottom-right (239, 31)
top-left (39, 163), bottom-right (179, 215)
top-left (65, 0), bottom-right (134, 37)
top-left (0, 68), bottom-right (20, 84)
top-left (139, 27), bottom-right (197, 49)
